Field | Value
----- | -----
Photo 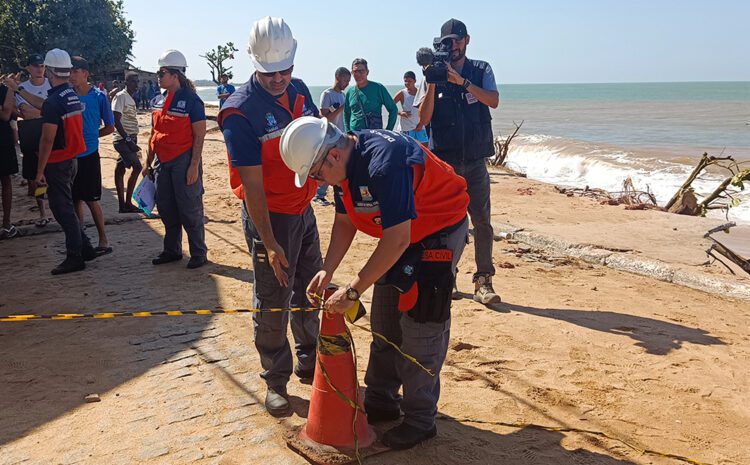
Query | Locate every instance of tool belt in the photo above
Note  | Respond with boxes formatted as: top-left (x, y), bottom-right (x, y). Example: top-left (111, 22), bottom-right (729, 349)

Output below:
top-left (385, 219), bottom-right (463, 323)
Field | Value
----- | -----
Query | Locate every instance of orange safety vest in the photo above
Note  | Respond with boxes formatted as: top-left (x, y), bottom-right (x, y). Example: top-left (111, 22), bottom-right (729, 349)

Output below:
top-left (339, 145), bottom-right (469, 244)
top-left (150, 90), bottom-right (196, 163)
top-left (219, 94), bottom-right (316, 215)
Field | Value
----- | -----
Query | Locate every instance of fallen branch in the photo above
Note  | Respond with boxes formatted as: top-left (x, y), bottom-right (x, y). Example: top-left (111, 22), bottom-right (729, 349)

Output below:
top-left (490, 120), bottom-right (524, 167)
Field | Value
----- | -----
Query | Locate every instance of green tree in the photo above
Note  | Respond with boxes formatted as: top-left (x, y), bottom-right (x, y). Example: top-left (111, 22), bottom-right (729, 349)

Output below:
top-left (0, 0), bottom-right (134, 75)
top-left (201, 42), bottom-right (239, 85)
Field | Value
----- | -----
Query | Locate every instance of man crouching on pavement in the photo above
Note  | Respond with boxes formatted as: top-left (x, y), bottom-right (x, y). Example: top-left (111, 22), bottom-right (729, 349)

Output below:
top-left (279, 117), bottom-right (469, 450)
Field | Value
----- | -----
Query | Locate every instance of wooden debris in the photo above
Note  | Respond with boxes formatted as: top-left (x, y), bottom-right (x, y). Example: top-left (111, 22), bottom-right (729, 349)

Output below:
top-left (490, 120), bottom-right (524, 167)
top-left (554, 178), bottom-right (659, 210)
top-left (667, 152), bottom-right (750, 216)
top-left (704, 222), bottom-right (750, 276)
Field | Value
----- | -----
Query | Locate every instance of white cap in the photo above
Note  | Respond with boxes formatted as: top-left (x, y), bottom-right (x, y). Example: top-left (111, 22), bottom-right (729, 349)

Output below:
top-left (248, 16), bottom-right (297, 73)
top-left (158, 49), bottom-right (188, 69)
top-left (44, 49), bottom-right (72, 76)
top-left (280, 116), bottom-right (343, 187)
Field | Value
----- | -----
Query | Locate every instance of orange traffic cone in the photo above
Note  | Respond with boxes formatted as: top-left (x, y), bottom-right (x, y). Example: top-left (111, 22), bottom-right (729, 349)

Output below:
top-left (300, 302), bottom-right (375, 450)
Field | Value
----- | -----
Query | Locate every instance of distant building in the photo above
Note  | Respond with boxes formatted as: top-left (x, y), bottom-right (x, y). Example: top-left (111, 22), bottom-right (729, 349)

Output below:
top-left (99, 63), bottom-right (157, 90)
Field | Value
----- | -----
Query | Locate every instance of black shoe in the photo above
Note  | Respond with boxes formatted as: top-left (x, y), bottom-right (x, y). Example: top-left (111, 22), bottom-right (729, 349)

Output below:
top-left (365, 404), bottom-right (401, 424)
top-left (381, 422), bottom-right (437, 450)
top-left (51, 256), bottom-right (85, 275)
top-left (265, 385), bottom-right (290, 417)
top-left (152, 252), bottom-right (183, 265)
top-left (186, 256), bottom-right (208, 269)
top-left (82, 246), bottom-right (98, 262)
top-left (294, 364), bottom-right (315, 383)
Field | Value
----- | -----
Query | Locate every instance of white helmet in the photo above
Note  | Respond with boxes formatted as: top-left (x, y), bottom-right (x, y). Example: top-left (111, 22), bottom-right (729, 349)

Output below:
top-left (44, 49), bottom-right (72, 76)
top-left (280, 116), bottom-right (343, 187)
top-left (248, 16), bottom-right (297, 73)
top-left (158, 49), bottom-right (188, 70)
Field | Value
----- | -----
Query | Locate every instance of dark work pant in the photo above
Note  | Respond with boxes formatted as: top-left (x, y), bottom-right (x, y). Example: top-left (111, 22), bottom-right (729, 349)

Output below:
top-left (154, 151), bottom-right (207, 258)
top-left (451, 159), bottom-right (495, 279)
top-left (242, 203), bottom-right (322, 388)
top-left (46, 159), bottom-right (91, 257)
top-left (364, 219), bottom-right (468, 430)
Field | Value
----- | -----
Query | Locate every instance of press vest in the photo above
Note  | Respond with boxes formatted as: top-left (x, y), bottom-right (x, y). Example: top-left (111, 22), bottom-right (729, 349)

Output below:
top-left (429, 58), bottom-right (494, 163)
top-left (339, 143), bottom-right (469, 244)
top-left (218, 77), bottom-right (318, 215)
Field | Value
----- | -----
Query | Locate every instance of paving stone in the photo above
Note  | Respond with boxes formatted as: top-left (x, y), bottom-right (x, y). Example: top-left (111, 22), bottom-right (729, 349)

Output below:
top-left (167, 409), bottom-right (207, 425)
top-left (139, 445), bottom-right (170, 460)
top-left (171, 368), bottom-right (194, 379)
top-left (173, 448), bottom-right (205, 462)
top-left (170, 333), bottom-right (203, 344)
top-left (222, 408), bottom-right (255, 424)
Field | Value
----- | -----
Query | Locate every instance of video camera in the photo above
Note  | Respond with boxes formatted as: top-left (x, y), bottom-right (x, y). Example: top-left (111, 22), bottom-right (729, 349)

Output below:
top-left (416, 38), bottom-right (452, 84)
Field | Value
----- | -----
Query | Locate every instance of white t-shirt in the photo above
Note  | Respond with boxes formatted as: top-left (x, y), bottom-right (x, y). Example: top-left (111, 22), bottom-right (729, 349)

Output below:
top-left (111, 89), bottom-right (139, 140)
top-left (16, 78), bottom-right (51, 109)
top-left (398, 88), bottom-right (420, 131)
top-left (319, 88), bottom-right (346, 131)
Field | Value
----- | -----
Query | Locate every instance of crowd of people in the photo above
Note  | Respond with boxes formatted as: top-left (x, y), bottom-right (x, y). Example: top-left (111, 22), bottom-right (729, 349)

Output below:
top-left (0, 48), bottom-right (207, 272)
top-left (0, 15), bottom-right (500, 450)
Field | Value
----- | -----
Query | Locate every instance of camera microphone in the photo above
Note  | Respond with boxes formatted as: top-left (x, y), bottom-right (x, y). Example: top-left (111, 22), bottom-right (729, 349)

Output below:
top-left (416, 47), bottom-right (435, 67)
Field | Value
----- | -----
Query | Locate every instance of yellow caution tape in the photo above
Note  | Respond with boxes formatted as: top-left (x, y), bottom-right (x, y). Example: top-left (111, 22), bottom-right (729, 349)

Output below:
top-left (0, 307), bottom-right (319, 323)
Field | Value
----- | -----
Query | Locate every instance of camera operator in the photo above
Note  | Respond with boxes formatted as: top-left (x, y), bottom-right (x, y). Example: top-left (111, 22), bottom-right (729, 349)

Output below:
top-left (414, 18), bottom-right (501, 305)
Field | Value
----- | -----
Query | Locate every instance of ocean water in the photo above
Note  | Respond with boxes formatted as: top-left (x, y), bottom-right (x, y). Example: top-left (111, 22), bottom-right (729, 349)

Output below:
top-left (198, 81), bottom-right (750, 223)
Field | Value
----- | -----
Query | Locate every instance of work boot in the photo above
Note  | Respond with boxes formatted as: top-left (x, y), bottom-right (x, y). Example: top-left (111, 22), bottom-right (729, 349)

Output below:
top-left (265, 385), bottom-right (290, 417)
top-left (186, 256), bottom-right (208, 269)
top-left (382, 422), bottom-right (437, 450)
top-left (365, 403), bottom-right (401, 424)
top-left (51, 255), bottom-right (85, 275)
top-left (152, 252), bottom-right (183, 265)
top-left (473, 275), bottom-right (501, 305)
top-left (294, 364), bottom-right (315, 383)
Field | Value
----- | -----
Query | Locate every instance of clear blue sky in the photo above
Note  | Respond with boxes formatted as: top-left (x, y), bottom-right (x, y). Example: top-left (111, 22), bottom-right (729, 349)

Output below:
top-left (124, 0), bottom-right (749, 85)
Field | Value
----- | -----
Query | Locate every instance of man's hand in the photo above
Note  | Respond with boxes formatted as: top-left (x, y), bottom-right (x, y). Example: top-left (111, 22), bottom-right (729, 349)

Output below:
top-left (266, 241), bottom-right (290, 287)
top-left (2, 74), bottom-right (19, 92)
top-left (186, 161), bottom-right (199, 185)
top-left (307, 270), bottom-right (332, 305)
top-left (324, 286), bottom-right (356, 315)
top-left (446, 63), bottom-right (464, 86)
top-left (35, 173), bottom-right (47, 187)
top-left (398, 110), bottom-right (411, 118)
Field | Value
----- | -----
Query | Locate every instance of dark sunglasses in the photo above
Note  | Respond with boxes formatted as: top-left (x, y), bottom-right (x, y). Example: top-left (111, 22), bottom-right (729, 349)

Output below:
top-left (157, 68), bottom-right (180, 78)
top-left (259, 66), bottom-right (293, 78)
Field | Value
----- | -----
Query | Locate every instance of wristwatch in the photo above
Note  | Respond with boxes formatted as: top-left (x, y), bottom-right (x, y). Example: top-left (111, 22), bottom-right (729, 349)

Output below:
top-left (462, 79), bottom-right (472, 90)
top-left (125, 136), bottom-right (133, 143)
top-left (345, 285), bottom-right (360, 301)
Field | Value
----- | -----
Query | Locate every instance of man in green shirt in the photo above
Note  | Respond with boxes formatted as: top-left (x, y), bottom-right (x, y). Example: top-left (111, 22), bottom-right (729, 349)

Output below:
top-left (344, 58), bottom-right (398, 131)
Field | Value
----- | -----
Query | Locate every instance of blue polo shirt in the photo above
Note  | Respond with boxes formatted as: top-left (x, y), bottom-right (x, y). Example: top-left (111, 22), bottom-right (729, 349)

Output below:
top-left (334, 129), bottom-right (422, 229)
top-left (77, 86), bottom-right (115, 157)
top-left (216, 83), bottom-right (236, 108)
top-left (222, 76), bottom-right (318, 168)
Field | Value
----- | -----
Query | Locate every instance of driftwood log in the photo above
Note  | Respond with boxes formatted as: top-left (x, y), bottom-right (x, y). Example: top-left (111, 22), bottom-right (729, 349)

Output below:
top-left (666, 152), bottom-right (750, 216)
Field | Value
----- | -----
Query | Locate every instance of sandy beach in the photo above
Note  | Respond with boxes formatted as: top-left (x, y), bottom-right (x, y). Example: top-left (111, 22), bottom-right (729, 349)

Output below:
top-left (1, 107), bottom-right (748, 465)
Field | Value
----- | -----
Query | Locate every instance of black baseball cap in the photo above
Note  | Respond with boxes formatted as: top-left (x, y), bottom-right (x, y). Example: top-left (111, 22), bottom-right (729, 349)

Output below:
top-left (439, 18), bottom-right (468, 42)
top-left (26, 53), bottom-right (44, 66)
top-left (71, 56), bottom-right (89, 70)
